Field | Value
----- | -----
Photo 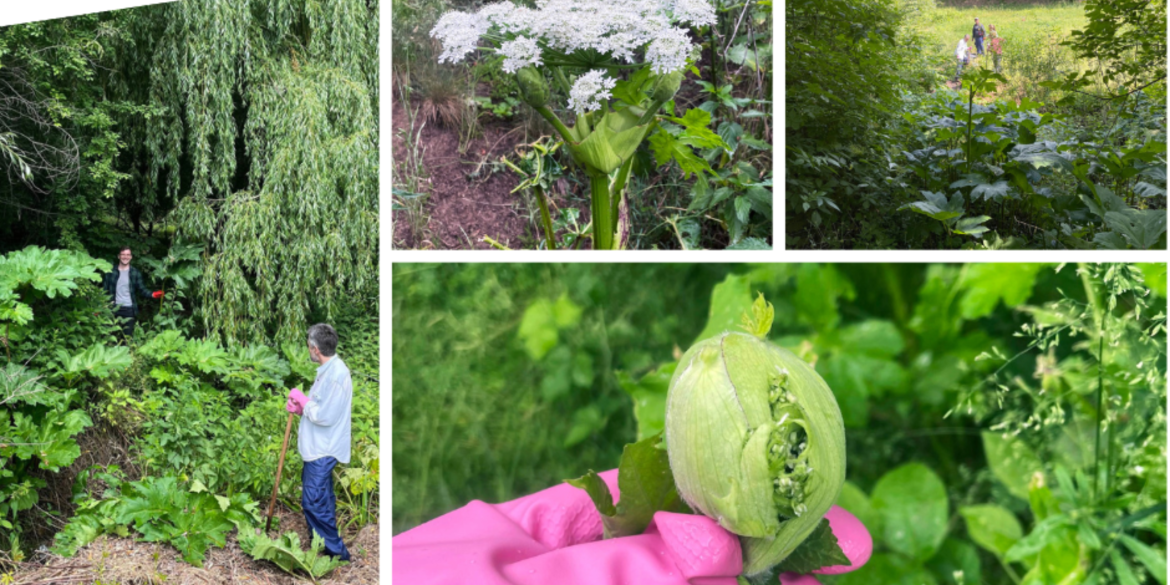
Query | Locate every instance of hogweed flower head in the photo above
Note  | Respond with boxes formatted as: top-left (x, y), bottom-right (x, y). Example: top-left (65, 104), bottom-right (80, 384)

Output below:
top-left (568, 70), bottom-right (616, 114)
top-left (500, 36), bottom-right (543, 73)
top-left (430, 0), bottom-right (713, 75)
top-left (664, 295), bottom-right (846, 576)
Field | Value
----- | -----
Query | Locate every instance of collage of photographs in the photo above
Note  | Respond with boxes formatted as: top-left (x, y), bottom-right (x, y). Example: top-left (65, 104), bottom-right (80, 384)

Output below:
top-left (0, 0), bottom-right (1166, 584)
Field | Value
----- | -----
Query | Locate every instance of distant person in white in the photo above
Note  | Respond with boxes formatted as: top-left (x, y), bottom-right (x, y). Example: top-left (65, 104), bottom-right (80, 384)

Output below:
top-left (955, 35), bottom-right (971, 81)
top-left (286, 323), bottom-right (353, 560)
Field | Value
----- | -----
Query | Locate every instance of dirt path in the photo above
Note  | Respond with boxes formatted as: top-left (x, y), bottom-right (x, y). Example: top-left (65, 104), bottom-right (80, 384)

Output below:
top-left (12, 511), bottom-right (378, 585)
top-left (390, 90), bottom-right (589, 250)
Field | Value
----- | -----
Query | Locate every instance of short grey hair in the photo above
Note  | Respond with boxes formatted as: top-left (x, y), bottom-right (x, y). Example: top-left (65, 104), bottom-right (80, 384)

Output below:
top-left (307, 323), bottom-right (339, 356)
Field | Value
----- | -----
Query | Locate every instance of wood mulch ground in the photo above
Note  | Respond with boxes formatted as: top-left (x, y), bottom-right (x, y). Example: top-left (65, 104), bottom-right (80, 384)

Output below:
top-left (390, 87), bottom-right (589, 250)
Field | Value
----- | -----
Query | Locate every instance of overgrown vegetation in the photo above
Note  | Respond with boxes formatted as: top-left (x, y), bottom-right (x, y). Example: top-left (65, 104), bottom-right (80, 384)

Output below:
top-left (1, 2), bottom-right (379, 581)
top-left (391, 0), bottom-right (773, 250)
top-left (787, 0), bottom-right (1166, 249)
top-left (393, 262), bottom-right (1166, 584)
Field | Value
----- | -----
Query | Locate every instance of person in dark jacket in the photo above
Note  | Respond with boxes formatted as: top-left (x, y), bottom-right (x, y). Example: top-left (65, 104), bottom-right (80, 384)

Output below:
top-left (101, 246), bottom-right (162, 337)
top-left (972, 18), bottom-right (986, 56)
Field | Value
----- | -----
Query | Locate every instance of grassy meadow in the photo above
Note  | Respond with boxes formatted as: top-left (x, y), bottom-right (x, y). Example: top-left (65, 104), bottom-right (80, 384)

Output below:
top-left (910, 2), bottom-right (1088, 101)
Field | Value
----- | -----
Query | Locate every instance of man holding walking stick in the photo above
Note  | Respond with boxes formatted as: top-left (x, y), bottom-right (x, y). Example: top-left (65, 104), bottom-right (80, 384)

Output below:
top-left (285, 323), bottom-right (353, 561)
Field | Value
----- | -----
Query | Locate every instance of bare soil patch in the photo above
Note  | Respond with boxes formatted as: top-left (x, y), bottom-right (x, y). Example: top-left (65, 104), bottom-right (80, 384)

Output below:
top-left (391, 90), bottom-right (589, 250)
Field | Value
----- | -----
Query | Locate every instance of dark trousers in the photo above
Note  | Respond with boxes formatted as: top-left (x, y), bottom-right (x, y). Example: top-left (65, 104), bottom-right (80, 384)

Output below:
top-left (114, 305), bottom-right (136, 337)
top-left (975, 37), bottom-right (984, 55)
top-left (302, 457), bottom-right (350, 560)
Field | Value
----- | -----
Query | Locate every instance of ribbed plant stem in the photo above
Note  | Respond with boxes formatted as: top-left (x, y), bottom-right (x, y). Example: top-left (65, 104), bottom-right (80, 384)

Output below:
top-left (534, 184), bottom-right (557, 250)
top-left (610, 157), bottom-right (635, 235)
top-left (589, 171), bottom-right (613, 250)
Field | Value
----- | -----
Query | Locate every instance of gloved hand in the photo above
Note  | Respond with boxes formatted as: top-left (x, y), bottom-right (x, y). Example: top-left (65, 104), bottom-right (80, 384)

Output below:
top-left (286, 388), bottom-right (308, 415)
top-left (152, 291), bottom-right (164, 299)
top-left (393, 469), bottom-right (871, 585)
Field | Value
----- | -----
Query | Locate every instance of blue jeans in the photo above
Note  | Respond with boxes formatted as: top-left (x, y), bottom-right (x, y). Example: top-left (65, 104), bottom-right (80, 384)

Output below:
top-left (302, 457), bottom-right (350, 560)
top-left (975, 37), bottom-right (984, 55)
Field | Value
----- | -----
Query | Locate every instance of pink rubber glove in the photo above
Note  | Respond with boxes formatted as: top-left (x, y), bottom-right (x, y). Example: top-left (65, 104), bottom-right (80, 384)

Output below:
top-left (392, 469), bottom-right (872, 585)
top-left (286, 388), bottom-right (308, 415)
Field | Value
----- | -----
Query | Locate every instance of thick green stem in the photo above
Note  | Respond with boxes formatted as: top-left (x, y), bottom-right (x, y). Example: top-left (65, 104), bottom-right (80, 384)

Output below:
top-left (533, 184), bottom-right (557, 250)
top-left (966, 86), bottom-right (975, 173)
top-left (589, 171), bottom-right (613, 250)
top-left (552, 67), bottom-right (573, 97)
top-left (534, 105), bottom-right (575, 144)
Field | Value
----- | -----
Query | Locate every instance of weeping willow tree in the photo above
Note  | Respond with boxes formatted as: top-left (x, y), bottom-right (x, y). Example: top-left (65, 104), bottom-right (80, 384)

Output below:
top-left (107, 0), bottom-right (380, 343)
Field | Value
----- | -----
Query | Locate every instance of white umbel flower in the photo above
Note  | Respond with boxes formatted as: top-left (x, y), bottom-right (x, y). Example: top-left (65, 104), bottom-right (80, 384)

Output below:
top-left (670, 0), bottom-right (716, 27)
top-left (646, 27), bottom-right (692, 74)
top-left (430, 0), bottom-right (712, 74)
top-left (500, 36), bottom-right (543, 73)
top-left (568, 70), bottom-right (616, 114)
top-left (431, 11), bottom-right (491, 64)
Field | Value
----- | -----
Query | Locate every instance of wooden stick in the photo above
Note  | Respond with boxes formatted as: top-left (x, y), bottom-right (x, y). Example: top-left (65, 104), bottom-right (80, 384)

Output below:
top-left (266, 411), bottom-right (295, 533)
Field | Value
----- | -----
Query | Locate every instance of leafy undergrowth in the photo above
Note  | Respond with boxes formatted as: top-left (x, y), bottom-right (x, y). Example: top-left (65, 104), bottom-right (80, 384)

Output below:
top-left (238, 531), bottom-right (347, 583)
top-left (53, 473), bottom-right (258, 567)
top-left (10, 510), bottom-right (378, 585)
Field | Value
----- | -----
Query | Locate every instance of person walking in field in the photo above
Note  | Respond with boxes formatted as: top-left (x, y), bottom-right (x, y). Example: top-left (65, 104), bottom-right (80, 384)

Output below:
top-left (972, 17), bottom-right (986, 56)
top-left (955, 35), bottom-right (971, 81)
top-left (989, 25), bottom-right (1003, 74)
top-left (286, 323), bottom-right (353, 561)
top-left (101, 246), bottom-right (163, 337)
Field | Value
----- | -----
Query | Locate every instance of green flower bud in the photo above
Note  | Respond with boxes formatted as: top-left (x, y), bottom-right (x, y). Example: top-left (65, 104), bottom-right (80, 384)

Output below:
top-left (650, 71), bottom-right (683, 103)
top-left (516, 67), bottom-right (549, 109)
top-left (664, 303), bottom-right (845, 576)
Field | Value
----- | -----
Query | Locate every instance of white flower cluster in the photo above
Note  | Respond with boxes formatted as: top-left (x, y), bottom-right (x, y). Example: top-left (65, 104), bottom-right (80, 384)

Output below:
top-left (430, 0), bottom-right (714, 74)
top-left (567, 70), bottom-right (616, 114)
top-left (499, 36), bottom-right (543, 72)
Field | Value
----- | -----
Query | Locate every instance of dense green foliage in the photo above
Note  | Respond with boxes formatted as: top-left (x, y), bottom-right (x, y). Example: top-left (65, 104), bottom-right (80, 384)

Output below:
top-left (786, 0), bottom-right (1166, 249)
top-left (0, 1), bottom-right (379, 574)
top-left (0, 0), bottom-right (379, 342)
top-left (391, 0), bottom-right (772, 249)
top-left (0, 244), bottom-right (379, 571)
top-left (392, 263), bottom-right (1166, 584)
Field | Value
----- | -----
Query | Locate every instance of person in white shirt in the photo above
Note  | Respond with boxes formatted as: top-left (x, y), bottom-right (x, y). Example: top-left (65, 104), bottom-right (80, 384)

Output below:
top-left (955, 35), bottom-right (971, 81)
top-left (286, 323), bottom-right (353, 560)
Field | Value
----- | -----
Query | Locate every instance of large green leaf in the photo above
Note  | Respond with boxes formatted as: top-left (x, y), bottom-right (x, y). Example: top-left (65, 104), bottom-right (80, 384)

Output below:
top-left (959, 264), bottom-right (1043, 320)
top-left (959, 504), bottom-right (1023, 557)
top-left (1104, 208), bottom-right (1167, 250)
top-left (982, 431), bottom-right (1045, 500)
top-left (871, 463), bottom-right (949, 562)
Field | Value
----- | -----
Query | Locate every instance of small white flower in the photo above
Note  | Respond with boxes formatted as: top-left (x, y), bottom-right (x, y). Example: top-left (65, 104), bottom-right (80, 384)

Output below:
top-left (500, 36), bottom-right (543, 73)
top-left (646, 27), bottom-right (692, 74)
top-left (568, 70), bottom-right (616, 114)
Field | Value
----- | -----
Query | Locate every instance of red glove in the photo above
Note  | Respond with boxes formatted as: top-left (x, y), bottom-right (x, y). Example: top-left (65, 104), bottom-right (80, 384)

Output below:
top-left (286, 388), bottom-right (308, 415)
top-left (152, 291), bottom-right (164, 299)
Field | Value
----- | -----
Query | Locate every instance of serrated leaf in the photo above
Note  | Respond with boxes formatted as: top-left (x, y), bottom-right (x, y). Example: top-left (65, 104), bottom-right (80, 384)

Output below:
top-left (566, 433), bottom-right (686, 538)
top-left (774, 518), bottom-right (851, 574)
